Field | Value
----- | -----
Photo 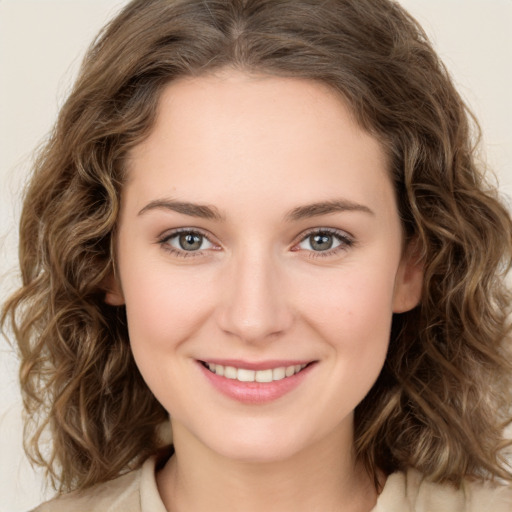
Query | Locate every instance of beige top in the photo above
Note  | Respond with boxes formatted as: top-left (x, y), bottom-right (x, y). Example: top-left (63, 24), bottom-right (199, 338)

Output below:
top-left (33, 456), bottom-right (512, 512)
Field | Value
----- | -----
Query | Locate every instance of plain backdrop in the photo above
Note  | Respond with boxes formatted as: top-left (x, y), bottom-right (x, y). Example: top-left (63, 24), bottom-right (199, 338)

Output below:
top-left (1, 1), bottom-right (511, 510)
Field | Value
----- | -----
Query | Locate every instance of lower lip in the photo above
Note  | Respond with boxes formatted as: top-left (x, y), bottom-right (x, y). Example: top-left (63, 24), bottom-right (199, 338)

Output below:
top-left (198, 362), bottom-right (315, 404)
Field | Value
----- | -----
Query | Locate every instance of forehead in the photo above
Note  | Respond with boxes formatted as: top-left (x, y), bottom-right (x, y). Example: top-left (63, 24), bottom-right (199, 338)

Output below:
top-left (142, 70), bottom-right (373, 152)
top-left (124, 69), bottom-right (394, 219)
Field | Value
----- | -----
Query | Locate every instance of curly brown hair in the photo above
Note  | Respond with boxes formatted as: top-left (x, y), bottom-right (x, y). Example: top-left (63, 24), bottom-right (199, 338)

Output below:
top-left (2, 0), bottom-right (512, 494)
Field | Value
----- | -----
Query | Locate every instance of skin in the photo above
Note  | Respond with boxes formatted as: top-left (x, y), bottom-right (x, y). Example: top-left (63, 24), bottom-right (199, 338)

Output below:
top-left (107, 69), bottom-right (423, 512)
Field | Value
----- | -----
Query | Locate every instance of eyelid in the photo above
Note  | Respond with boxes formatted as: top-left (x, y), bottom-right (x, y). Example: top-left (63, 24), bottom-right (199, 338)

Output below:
top-left (157, 227), bottom-right (221, 257)
top-left (291, 227), bottom-right (355, 256)
top-left (156, 226), bottom-right (354, 259)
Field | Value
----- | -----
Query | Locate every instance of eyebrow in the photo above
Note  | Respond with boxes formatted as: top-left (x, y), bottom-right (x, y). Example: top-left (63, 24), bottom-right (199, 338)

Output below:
top-left (138, 197), bottom-right (373, 222)
top-left (138, 199), bottom-right (224, 221)
top-left (284, 199), bottom-right (374, 221)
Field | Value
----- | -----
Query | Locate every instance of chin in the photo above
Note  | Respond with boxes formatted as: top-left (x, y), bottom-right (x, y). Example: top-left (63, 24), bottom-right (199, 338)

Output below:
top-left (198, 420), bottom-right (321, 464)
top-left (213, 439), bottom-right (306, 464)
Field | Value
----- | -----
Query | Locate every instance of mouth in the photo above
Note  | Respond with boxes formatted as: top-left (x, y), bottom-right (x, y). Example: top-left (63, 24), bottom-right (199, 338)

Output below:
top-left (197, 359), bottom-right (316, 404)
top-left (200, 361), bottom-right (311, 383)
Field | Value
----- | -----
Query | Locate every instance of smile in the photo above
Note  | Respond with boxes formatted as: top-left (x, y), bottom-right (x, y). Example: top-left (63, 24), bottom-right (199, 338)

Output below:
top-left (198, 359), bottom-right (315, 404)
top-left (203, 362), bottom-right (309, 383)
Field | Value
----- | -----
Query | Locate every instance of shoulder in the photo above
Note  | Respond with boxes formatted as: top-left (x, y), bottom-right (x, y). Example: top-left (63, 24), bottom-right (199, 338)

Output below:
top-left (375, 469), bottom-right (512, 512)
top-left (31, 456), bottom-right (164, 512)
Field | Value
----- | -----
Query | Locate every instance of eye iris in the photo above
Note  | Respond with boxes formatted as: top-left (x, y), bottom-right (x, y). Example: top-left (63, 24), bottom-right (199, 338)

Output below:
top-left (179, 233), bottom-right (202, 251)
top-left (310, 233), bottom-right (333, 251)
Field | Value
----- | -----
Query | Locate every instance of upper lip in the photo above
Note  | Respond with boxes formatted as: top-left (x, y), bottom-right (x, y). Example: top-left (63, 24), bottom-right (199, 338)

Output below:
top-left (199, 359), bottom-right (316, 371)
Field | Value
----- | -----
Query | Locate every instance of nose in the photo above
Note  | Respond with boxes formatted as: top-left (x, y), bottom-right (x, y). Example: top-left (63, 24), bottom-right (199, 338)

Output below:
top-left (216, 249), bottom-right (293, 344)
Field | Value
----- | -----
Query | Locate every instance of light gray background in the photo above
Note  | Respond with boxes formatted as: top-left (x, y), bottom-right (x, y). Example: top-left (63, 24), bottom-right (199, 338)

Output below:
top-left (1, 1), bottom-right (511, 510)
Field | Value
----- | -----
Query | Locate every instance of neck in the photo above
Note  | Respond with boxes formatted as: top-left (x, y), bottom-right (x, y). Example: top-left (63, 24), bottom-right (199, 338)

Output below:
top-left (157, 420), bottom-right (379, 512)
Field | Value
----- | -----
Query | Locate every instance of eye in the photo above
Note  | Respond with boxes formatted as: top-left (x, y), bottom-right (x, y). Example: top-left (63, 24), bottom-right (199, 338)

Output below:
top-left (295, 229), bottom-right (353, 254)
top-left (159, 229), bottom-right (216, 254)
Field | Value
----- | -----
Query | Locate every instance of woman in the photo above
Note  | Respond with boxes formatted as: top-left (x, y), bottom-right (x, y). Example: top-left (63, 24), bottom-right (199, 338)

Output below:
top-left (2, 0), bottom-right (512, 510)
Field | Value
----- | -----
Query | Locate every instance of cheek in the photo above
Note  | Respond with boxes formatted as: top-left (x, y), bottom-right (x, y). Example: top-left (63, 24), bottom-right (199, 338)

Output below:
top-left (121, 259), bottom-right (213, 353)
top-left (309, 268), bottom-right (396, 405)
top-left (297, 262), bottom-right (397, 357)
top-left (120, 262), bottom-right (216, 410)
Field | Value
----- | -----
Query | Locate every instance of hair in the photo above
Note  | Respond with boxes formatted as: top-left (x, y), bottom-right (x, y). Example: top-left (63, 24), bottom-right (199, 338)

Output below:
top-left (2, 0), bottom-right (512, 495)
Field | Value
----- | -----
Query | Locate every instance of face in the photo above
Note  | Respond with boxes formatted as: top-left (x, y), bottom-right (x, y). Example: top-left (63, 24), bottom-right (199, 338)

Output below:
top-left (107, 70), bottom-right (422, 463)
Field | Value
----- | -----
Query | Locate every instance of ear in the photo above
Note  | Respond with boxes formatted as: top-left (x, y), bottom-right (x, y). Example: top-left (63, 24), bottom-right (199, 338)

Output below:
top-left (392, 238), bottom-right (424, 313)
top-left (103, 272), bottom-right (125, 306)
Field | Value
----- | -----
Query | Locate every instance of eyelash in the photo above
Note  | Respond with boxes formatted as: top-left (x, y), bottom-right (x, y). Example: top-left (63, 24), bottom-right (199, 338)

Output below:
top-left (292, 228), bottom-right (354, 259)
top-left (157, 227), bottom-right (355, 259)
top-left (157, 228), bottom-right (217, 259)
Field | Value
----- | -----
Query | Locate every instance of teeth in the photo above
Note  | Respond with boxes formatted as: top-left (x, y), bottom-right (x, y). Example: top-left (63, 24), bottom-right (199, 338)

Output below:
top-left (255, 369), bottom-right (273, 383)
top-left (207, 363), bottom-right (308, 382)
top-left (237, 369), bottom-right (255, 382)
top-left (272, 367), bottom-right (286, 381)
top-left (224, 366), bottom-right (237, 379)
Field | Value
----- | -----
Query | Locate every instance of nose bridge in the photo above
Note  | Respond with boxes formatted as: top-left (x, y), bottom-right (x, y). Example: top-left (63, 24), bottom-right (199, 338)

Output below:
top-left (217, 244), bottom-right (292, 343)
